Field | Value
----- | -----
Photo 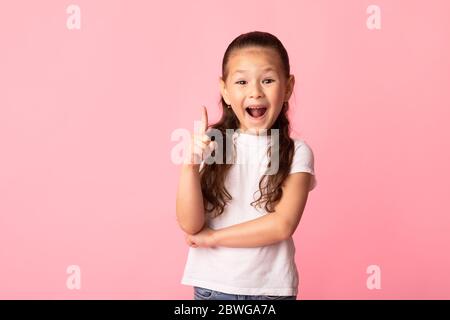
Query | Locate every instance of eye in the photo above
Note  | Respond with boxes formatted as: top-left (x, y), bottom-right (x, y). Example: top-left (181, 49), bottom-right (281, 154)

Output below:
top-left (235, 79), bottom-right (275, 85)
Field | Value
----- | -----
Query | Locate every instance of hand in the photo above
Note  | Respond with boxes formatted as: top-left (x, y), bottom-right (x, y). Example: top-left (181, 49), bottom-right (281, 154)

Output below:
top-left (184, 106), bottom-right (217, 165)
top-left (185, 226), bottom-right (217, 248)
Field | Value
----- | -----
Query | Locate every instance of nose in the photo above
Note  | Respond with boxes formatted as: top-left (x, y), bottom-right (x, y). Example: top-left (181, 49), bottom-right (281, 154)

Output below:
top-left (248, 81), bottom-right (264, 99)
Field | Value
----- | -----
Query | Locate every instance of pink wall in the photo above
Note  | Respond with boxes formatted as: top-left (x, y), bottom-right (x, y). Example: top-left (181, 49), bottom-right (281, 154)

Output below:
top-left (1, 0), bottom-right (449, 299)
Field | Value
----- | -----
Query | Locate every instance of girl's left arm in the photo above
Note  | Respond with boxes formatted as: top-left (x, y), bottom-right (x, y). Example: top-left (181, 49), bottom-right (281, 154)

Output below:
top-left (185, 172), bottom-right (312, 248)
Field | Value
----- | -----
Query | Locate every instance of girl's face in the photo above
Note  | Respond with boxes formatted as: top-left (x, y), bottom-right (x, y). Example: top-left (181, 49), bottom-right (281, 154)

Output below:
top-left (220, 46), bottom-right (295, 134)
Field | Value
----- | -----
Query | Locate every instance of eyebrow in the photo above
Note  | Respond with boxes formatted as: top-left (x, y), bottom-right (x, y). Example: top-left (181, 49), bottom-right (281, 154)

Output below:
top-left (232, 67), bottom-right (277, 75)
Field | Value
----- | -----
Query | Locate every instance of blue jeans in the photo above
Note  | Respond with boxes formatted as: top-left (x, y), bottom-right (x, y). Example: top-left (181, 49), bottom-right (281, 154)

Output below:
top-left (194, 286), bottom-right (297, 300)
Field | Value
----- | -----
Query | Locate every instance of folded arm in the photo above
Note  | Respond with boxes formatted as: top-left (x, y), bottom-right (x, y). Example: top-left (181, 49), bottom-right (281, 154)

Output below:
top-left (185, 172), bottom-right (312, 248)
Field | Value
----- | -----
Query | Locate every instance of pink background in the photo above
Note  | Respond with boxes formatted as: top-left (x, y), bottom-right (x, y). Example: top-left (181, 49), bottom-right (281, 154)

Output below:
top-left (1, 0), bottom-right (449, 299)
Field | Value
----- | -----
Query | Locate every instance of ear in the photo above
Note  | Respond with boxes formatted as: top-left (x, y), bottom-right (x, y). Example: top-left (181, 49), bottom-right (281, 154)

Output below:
top-left (284, 74), bottom-right (295, 101)
top-left (219, 76), bottom-right (231, 105)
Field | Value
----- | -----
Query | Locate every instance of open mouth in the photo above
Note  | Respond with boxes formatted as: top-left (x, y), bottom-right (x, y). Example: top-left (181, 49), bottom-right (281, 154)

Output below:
top-left (245, 105), bottom-right (268, 119)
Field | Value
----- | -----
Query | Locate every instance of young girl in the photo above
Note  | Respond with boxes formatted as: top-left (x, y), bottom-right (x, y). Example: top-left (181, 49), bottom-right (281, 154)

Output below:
top-left (176, 31), bottom-right (317, 300)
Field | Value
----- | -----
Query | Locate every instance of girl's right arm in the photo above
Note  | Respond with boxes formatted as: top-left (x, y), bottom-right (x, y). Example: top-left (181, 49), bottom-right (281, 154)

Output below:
top-left (176, 106), bottom-right (216, 235)
top-left (176, 163), bottom-right (205, 235)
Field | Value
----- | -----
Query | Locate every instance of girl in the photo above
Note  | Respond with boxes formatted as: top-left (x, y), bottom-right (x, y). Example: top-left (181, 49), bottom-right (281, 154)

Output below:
top-left (176, 31), bottom-right (317, 300)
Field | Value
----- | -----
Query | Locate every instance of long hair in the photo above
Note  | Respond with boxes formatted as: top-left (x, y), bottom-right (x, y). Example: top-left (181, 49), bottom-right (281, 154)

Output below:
top-left (201, 31), bottom-right (296, 218)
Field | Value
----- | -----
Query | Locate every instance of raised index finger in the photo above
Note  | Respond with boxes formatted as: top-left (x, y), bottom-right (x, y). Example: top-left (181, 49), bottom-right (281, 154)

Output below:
top-left (201, 105), bottom-right (208, 134)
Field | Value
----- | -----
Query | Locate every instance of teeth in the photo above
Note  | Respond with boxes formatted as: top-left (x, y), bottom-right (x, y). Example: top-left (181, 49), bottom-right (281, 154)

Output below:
top-left (247, 106), bottom-right (267, 109)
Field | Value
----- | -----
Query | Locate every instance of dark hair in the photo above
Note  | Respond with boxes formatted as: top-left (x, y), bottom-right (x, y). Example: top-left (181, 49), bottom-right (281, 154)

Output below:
top-left (201, 31), bottom-right (296, 218)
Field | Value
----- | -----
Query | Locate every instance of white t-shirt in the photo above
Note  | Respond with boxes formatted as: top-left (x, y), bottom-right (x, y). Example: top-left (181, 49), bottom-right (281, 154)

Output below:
top-left (181, 131), bottom-right (317, 296)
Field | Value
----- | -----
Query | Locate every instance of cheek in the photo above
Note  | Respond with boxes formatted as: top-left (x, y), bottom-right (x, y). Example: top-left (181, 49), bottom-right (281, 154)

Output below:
top-left (229, 89), bottom-right (245, 101)
top-left (269, 86), bottom-right (284, 98)
top-left (271, 91), bottom-right (286, 105)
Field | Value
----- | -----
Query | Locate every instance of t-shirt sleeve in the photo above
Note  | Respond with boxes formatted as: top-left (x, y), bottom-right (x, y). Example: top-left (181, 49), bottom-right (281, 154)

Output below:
top-left (289, 140), bottom-right (317, 191)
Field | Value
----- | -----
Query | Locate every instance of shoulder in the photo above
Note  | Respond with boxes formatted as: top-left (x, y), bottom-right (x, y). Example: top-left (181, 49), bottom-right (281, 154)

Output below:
top-left (291, 138), bottom-right (314, 161)
top-left (289, 137), bottom-right (317, 190)
top-left (291, 137), bottom-right (312, 147)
